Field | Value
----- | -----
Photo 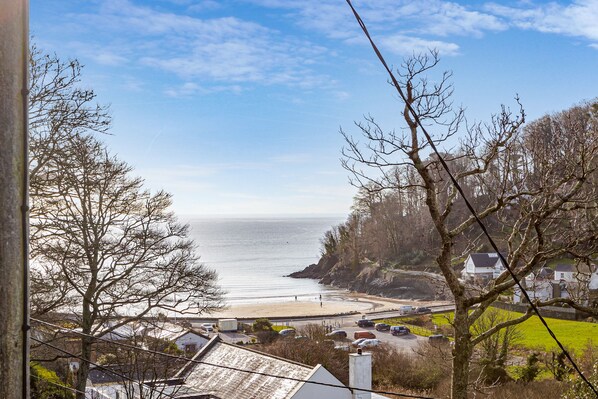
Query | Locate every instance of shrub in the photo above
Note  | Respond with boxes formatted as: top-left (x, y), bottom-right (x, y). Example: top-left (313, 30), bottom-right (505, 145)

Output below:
top-left (252, 318), bottom-right (273, 332)
top-left (30, 362), bottom-right (74, 399)
top-left (517, 352), bottom-right (541, 383)
top-left (372, 343), bottom-right (451, 391)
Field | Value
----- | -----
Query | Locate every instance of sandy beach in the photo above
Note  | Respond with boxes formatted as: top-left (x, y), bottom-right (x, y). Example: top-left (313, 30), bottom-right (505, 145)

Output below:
top-left (206, 291), bottom-right (450, 319)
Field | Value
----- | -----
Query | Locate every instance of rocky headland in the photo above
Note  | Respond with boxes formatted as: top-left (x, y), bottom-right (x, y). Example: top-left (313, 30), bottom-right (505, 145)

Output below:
top-left (289, 254), bottom-right (450, 301)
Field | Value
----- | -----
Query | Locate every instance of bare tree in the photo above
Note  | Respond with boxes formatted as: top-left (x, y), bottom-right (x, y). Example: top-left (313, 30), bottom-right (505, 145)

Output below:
top-left (30, 133), bottom-right (223, 398)
top-left (342, 50), bottom-right (598, 398)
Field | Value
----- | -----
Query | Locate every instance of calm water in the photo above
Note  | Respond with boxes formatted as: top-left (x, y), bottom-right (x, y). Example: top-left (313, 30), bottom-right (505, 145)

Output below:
top-left (186, 217), bottom-right (345, 305)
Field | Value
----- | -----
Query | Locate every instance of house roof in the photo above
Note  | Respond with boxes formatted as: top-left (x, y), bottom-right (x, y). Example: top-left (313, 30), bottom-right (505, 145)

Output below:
top-left (146, 323), bottom-right (209, 342)
top-left (468, 253), bottom-right (506, 268)
top-left (554, 264), bottom-right (574, 273)
top-left (536, 267), bottom-right (554, 280)
top-left (178, 337), bottom-right (315, 399)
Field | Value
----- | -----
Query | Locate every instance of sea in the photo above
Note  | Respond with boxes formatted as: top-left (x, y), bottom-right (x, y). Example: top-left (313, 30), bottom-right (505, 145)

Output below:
top-left (186, 216), bottom-right (346, 305)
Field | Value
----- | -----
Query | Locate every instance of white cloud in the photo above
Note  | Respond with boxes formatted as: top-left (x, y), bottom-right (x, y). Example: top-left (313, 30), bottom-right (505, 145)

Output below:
top-left (381, 35), bottom-right (460, 56)
top-left (68, 0), bottom-right (333, 88)
top-left (249, 0), bottom-right (506, 39)
top-left (486, 0), bottom-right (598, 44)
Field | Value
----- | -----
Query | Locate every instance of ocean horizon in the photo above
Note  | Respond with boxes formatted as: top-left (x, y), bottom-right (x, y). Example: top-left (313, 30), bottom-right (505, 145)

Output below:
top-left (185, 216), bottom-right (346, 305)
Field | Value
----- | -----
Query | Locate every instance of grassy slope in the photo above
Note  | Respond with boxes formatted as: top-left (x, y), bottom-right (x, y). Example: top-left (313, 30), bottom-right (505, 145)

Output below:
top-left (430, 310), bottom-right (598, 353)
top-left (376, 309), bottom-right (598, 352)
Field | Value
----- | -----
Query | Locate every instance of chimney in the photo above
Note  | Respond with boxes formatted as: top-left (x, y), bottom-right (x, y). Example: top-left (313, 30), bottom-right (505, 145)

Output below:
top-left (349, 350), bottom-right (372, 399)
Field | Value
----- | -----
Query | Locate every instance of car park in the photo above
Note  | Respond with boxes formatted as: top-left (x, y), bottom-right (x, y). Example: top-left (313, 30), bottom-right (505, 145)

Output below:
top-left (354, 330), bottom-right (376, 340)
top-left (356, 319), bottom-right (375, 328)
top-left (279, 328), bottom-right (296, 337)
top-left (390, 325), bottom-right (410, 336)
top-left (325, 330), bottom-right (348, 339)
top-left (415, 307), bottom-right (432, 314)
top-left (358, 339), bottom-right (381, 349)
top-left (374, 323), bottom-right (390, 331)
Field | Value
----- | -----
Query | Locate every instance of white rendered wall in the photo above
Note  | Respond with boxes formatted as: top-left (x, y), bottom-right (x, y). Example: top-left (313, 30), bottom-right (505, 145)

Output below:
top-left (291, 366), bottom-right (351, 399)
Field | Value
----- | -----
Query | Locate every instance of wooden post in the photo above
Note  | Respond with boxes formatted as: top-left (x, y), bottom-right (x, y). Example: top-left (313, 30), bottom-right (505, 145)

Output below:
top-left (0, 1), bottom-right (30, 399)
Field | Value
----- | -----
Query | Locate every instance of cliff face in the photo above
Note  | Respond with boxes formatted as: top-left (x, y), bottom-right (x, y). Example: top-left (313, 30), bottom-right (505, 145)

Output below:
top-left (290, 255), bottom-right (450, 301)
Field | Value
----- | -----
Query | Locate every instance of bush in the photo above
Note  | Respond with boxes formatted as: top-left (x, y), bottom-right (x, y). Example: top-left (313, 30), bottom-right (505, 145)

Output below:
top-left (517, 352), bottom-right (541, 383)
top-left (30, 362), bottom-right (74, 399)
top-left (253, 318), bottom-right (273, 332)
top-left (372, 343), bottom-right (451, 391)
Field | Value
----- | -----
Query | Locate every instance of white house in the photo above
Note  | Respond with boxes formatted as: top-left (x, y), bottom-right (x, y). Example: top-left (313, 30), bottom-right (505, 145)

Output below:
top-left (145, 322), bottom-right (209, 354)
top-left (553, 264), bottom-right (575, 283)
top-left (513, 267), bottom-right (554, 303)
top-left (461, 253), bottom-right (506, 281)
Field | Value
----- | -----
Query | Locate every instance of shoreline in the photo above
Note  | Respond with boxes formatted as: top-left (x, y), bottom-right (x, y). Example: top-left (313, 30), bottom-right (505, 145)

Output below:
top-left (201, 291), bottom-right (451, 319)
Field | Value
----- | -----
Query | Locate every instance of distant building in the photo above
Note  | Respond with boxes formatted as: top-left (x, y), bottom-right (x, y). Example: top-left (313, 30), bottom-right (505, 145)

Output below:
top-left (144, 322), bottom-right (209, 354)
top-left (553, 264), bottom-right (575, 283)
top-left (461, 253), bottom-right (506, 282)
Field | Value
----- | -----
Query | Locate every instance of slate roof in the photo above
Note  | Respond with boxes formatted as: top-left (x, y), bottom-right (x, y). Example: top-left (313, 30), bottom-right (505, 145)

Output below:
top-left (178, 337), bottom-right (315, 399)
top-left (536, 267), bottom-right (554, 280)
top-left (554, 264), bottom-right (574, 273)
top-left (146, 323), bottom-right (208, 342)
top-left (468, 253), bottom-right (505, 268)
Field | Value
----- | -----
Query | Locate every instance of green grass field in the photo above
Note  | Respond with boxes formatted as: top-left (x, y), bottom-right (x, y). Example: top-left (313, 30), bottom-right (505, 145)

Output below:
top-left (432, 309), bottom-right (598, 353)
top-left (377, 309), bottom-right (598, 353)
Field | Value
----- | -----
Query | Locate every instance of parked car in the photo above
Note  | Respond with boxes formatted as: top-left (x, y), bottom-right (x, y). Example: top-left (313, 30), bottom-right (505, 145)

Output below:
top-left (428, 334), bottom-right (450, 345)
top-left (351, 338), bottom-right (368, 347)
top-left (374, 323), bottom-right (390, 331)
top-left (356, 319), bottom-right (375, 328)
top-left (358, 339), bottom-right (381, 349)
top-left (326, 330), bottom-right (347, 339)
top-left (201, 323), bottom-right (214, 332)
top-left (279, 328), bottom-right (296, 337)
top-left (415, 307), bottom-right (432, 314)
top-left (354, 330), bottom-right (376, 340)
top-left (390, 325), bottom-right (410, 336)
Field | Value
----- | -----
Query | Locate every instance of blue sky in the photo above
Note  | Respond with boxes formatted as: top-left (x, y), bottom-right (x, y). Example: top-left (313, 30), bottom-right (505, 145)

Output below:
top-left (30, 0), bottom-right (598, 216)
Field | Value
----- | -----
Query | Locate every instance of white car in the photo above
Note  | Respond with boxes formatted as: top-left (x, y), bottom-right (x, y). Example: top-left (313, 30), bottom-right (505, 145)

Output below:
top-left (358, 339), bottom-right (381, 349)
top-left (201, 323), bottom-right (214, 332)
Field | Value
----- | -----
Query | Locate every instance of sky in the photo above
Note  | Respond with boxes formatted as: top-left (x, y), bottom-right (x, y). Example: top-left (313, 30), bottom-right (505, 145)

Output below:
top-left (30, 0), bottom-right (598, 217)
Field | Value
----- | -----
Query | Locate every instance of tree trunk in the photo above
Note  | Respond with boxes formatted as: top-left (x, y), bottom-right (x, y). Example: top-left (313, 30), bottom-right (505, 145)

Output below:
top-left (452, 304), bottom-right (472, 399)
top-left (76, 335), bottom-right (93, 399)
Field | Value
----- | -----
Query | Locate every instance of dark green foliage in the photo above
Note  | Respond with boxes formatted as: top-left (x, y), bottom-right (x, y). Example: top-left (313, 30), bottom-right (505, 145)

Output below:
top-left (30, 363), bottom-right (74, 399)
top-left (517, 352), bottom-right (541, 383)
top-left (546, 351), bottom-right (571, 381)
top-left (252, 318), bottom-right (273, 332)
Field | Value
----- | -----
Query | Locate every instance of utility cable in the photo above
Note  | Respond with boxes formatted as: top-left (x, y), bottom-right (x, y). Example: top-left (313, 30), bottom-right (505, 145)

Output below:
top-left (31, 336), bottom-right (180, 399)
top-left (32, 319), bottom-right (438, 399)
top-left (345, 0), bottom-right (598, 396)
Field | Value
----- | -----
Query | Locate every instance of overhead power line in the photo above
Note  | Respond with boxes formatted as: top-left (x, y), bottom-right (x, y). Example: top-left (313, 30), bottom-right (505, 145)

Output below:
top-left (344, 0), bottom-right (598, 396)
top-left (31, 319), bottom-right (438, 399)
top-left (31, 336), bottom-right (180, 399)
top-left (31, 374), bottom-right (87, 397)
